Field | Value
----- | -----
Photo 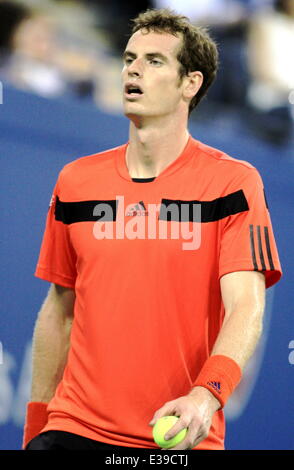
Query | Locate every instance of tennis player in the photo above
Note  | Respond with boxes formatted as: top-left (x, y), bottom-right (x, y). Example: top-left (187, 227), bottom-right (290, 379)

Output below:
top-left (23, 8), bottom-right (282, 450)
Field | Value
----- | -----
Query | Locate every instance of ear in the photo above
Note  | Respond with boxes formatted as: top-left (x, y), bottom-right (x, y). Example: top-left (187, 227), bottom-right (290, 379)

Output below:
top-left (183, 71), bottom-right (203, 101)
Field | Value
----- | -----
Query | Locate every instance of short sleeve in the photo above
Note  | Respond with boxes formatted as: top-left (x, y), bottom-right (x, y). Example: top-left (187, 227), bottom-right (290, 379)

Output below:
top-left (219, 168), bottom-right (282, 288)
top-left (35, 175), bottom-right (77, 288)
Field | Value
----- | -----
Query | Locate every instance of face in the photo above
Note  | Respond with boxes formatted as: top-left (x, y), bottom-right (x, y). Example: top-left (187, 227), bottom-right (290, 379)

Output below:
top-left (122, 29), bottom-right (188, 120)
top-left (13, 16), bottom-right (56, 62)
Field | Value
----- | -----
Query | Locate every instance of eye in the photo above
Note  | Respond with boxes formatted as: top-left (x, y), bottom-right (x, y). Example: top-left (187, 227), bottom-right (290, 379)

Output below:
top-left (124, 57), bottom-right (134, 65)
top-left (149, 59), bottom-right (162, 66)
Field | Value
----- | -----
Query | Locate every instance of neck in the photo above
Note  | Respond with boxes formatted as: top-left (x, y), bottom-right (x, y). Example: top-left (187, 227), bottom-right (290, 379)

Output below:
top-left (126, 114), bottom-right (190, 178)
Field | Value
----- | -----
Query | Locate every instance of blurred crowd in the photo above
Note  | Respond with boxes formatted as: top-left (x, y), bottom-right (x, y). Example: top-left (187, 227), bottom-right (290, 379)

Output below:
top-left (0, 0), bottom-right (293, 144)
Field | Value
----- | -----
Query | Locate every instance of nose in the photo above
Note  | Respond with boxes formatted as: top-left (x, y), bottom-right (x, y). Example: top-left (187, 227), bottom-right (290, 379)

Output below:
top-left (127, 58), bottom-right (142, 78)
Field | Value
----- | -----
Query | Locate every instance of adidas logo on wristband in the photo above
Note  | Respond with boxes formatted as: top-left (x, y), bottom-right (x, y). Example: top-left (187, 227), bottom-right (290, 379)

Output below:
top-left (207, 381), bottom-right (221, 394)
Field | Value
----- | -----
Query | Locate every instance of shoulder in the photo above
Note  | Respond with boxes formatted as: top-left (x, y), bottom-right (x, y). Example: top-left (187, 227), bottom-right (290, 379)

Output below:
top-left (195, 139), bottom-right (255, 171)
top-left (53, 143), bottom-right (127, 198)
top-left (193, 138), bottom-right (262, 183)
top-left (55, 143), bottom-right (127, 193)
top-left (60, 143), bottom-right (126, 178)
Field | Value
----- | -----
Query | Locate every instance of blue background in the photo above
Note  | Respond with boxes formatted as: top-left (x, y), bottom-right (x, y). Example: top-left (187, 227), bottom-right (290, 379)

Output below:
top-left (0, 85), bottom-right (293, 450)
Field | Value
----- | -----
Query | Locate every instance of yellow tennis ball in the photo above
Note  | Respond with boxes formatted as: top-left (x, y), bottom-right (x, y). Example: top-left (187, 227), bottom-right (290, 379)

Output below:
top-left (152, 416), bottom-right (187, 449)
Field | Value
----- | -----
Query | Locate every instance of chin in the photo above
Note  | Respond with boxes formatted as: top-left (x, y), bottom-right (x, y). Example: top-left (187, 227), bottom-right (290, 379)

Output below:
top-left (124, 106), bottom-right (145, 119)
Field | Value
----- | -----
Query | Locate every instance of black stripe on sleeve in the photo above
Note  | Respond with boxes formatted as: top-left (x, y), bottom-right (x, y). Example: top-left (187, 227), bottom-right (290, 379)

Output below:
top-left (264, 226), bottom-right (275, 270)
top-left (55, 196), bottom-right (117, 224)
top-left (249, 224), bottom-right (259, 271)
top-left (257, 225), bottom-right (266, 270)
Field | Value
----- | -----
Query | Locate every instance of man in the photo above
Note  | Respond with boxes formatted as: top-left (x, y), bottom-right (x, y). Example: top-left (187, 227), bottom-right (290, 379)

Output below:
top-left (23, 8), bottom-right (282, 450)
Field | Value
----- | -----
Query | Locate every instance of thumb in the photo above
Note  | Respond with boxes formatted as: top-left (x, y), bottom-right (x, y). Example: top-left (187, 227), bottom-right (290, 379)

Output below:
top-left (149, 416), bottom-right (157, 426)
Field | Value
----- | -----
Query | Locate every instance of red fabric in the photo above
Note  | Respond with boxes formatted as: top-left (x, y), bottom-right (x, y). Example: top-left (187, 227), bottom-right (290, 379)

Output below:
top-left (23, 402), bottom-right (49, 449)
top-left (193, 355), bottom-right (242, 408)
top-left (34, 136), bottom-right (282, 449)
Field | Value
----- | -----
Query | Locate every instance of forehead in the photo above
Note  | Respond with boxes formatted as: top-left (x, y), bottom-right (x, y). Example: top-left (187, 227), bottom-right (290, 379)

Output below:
top-left (125, 29), bottom-right (182, 59)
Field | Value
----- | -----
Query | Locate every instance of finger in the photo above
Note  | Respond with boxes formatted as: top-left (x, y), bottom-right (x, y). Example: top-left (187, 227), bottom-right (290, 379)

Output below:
top-left (149, 402), bottom-right (177, 426)
top-left (166, 436), bottom-right (192, 451)
top-left (163, 417), bottom-right (189, 441)
top-left (189, 430), bottom-right (208, 449)
top-left (167, 430), bottom-right (203, 451)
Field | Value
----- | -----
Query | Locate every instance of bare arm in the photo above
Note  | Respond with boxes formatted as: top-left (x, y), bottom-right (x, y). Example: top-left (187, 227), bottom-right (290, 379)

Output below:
top-left (211, 270), bottom-right (265, 368)
top-left (149, 271), bottom-right (266, 449)
top-left (187, 271), bottom-right (265, 409)
top-left (30, 283), bottom-right (75, 403)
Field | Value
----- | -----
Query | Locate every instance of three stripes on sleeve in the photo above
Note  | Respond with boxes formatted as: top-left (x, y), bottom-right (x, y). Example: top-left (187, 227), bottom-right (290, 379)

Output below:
top-left (249, 225), bottom-right (275, 272)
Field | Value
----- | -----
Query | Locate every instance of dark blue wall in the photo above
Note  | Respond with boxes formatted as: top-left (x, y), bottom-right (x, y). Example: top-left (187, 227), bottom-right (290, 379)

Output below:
top-left (0, 85), bottom-right (293, 450)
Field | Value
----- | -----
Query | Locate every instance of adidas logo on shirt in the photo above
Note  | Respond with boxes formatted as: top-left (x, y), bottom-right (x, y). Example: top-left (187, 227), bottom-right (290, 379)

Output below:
top-left (207, 381), bottom-right (221, 394)
top-left (126, 201), bottom-right (148, 217)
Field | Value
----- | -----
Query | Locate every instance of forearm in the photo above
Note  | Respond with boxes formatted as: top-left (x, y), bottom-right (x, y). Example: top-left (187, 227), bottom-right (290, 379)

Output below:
top-left (189, 272), bottom-right (265, 409)
top-left (210, 270), bottom-right (266, 370)
top-left (31, 290), bottom-right (73, 402)
top-left (211, 304), bottom-right (264, 371)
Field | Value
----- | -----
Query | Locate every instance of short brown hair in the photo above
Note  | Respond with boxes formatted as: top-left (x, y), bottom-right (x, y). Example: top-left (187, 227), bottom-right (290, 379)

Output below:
top-left (130, 8), bottom-right (219, 115)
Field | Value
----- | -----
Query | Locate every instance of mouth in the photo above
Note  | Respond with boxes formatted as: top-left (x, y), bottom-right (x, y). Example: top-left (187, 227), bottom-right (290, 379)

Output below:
top-left (124, 83), bottom-right (144, 99)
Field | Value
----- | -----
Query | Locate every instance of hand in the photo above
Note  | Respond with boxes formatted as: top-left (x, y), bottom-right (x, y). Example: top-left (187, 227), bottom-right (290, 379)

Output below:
top-left (149, 386), bottom-right (220, 450)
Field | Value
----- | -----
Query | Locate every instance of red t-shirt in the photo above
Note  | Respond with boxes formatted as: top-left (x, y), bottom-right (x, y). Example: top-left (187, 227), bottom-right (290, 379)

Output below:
top-left (35, 135), bottom-right (282, 449)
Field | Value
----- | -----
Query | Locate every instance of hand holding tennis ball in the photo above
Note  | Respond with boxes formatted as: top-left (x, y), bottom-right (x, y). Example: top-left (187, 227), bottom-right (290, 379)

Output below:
top-left (152, 416), bottom-right (188, 449)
